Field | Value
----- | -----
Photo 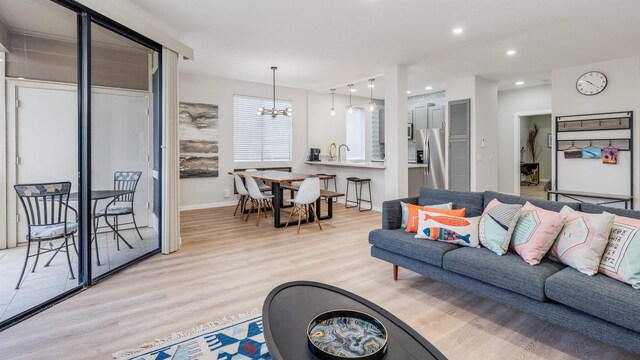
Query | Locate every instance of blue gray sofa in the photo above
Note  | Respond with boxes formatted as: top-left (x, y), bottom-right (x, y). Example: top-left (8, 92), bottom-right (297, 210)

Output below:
top-left (368, 188), bottom-right (640, 355)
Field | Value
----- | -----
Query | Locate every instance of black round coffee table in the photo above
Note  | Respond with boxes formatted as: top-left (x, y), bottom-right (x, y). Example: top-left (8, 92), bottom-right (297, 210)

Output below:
top-left (262, 281), bottom-right (447, 360)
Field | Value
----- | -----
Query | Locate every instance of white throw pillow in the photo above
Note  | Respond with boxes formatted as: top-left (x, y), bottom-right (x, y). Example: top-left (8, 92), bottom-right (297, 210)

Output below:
top-left (549, 206), bottom-right (615, 275)
top-left (415, 209), bottom-right (480, 248)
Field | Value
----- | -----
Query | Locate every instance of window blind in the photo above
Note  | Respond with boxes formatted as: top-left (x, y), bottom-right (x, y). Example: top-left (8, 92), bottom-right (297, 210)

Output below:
top-left (233, 95), bottom-right (293, 162)
top-left (346, 107), bottom-right (365, 160)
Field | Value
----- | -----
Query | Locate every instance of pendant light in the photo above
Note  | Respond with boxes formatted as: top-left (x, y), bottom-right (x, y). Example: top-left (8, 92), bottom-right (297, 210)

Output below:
top-left (368, 78), bottom-right (376, 112)
top-left (346, 84), bottom-right (354, 113)
top-left (257, 66), bottom-right (292, 118)
top-left (330, 88), bottom-right (336, 116)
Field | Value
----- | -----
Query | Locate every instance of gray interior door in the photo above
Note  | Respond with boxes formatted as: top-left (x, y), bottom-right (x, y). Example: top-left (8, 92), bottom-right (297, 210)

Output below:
top-left (448, 99), bottom-right (470, 191)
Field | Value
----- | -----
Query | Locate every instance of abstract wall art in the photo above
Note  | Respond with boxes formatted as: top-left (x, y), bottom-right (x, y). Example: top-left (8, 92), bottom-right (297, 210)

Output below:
top-left (179, 102), bottom-right (219, 178)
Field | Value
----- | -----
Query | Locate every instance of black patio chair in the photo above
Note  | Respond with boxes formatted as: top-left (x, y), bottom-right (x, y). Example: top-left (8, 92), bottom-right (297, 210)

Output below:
top-left (14, 182), bottom-right (77, 290)
top-left (95, 171), bottom-right (143, 250)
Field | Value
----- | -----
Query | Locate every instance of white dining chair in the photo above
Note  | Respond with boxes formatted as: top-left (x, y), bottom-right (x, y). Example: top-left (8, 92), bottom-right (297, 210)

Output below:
top-left (233, 174), bottom-right (250, 218)
top-left (285, 177), bottom-right (322, 234)
top-left (245, 175), bottom-right (275, 226)
top-left (245, 169), bottom-right (271, 192)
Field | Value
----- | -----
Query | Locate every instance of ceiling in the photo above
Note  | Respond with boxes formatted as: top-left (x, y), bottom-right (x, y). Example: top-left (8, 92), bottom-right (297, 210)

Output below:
top-left (128, 1), bottom-right (640, 97)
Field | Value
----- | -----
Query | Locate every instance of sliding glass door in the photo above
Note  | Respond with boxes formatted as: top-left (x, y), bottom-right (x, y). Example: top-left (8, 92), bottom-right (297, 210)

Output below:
top-left (89, 23), bottom-right (160, 280)
top-left (0, 0), bottom-right (162, 329)
top-left (0, 0), bottom-right (82, 326)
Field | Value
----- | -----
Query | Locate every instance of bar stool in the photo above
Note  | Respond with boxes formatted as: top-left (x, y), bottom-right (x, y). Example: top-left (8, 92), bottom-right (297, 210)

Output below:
top-left (345, 177), bottom-right (372, 211)
top-left (316, 173), bottom-right (337, 192)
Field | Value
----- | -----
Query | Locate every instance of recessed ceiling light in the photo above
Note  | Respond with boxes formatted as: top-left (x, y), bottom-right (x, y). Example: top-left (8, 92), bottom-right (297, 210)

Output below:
top-left (515, 81), bottom-right (524, 86)
top-left (406, 90), bottom-right (412, 94)
top-left (350, 87), bottom-right (356, 92)
top-left (453, 27), bottom-right (464, 35)
top-left (506, 49), bottom-right (516, 56)
top-left (425, 86), bottom-right (433, 90)
top-left (368, 83), bottom-right (375, 88)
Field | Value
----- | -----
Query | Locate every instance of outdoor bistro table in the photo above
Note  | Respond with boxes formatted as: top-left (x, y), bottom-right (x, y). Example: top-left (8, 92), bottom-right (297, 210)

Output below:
top-left (69, 189), bottom-right (134, 265)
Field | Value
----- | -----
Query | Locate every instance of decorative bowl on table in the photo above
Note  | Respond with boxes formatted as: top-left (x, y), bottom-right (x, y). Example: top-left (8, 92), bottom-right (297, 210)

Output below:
top-left (307, 309), bottom-right (388, 360)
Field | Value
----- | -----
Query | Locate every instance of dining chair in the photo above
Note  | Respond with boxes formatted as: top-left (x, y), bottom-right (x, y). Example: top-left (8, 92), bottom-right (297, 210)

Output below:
top-left (14, 182), bottom-right (77, 289)
top-left (233, 174), bottom-right (250, 218)
top-left (245, 169), bottom-right (271, 192)
top-left (245, 175), bottom-right (274, 226)
top-left (285, 177), bottom-right (322, 234)
top-left (96, 171), bottom-right (142, 250)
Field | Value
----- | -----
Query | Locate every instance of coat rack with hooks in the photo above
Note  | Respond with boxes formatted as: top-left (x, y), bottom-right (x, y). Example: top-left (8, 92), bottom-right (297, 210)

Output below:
top-left (554, 111), bottom-right (634, 209)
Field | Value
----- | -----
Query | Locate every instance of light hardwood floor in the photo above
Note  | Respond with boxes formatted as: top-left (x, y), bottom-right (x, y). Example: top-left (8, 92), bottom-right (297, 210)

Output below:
top-left (0, 205), bottom-right (635, 359)
top-left (521, 183), bottom-right (548, 200)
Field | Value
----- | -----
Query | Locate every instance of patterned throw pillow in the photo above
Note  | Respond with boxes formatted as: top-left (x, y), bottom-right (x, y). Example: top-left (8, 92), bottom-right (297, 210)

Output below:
top-left (549, 206), bottom-right (614, 275)
top-left (400, 201), bottom-right (452, 229)
top-left (511, 202), bottom-right (568, 265)
top-left (415, 209), bottom-right (480, 248)
top-left (405, 204), bottom-right (465, 233)
top-left (479, 199), bottom-right (522, 255)
top-left (599, 213), bottom-right (640, 288)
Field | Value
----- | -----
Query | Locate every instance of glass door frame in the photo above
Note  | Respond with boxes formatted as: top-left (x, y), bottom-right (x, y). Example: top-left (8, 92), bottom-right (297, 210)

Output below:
top-left (0, 0), bottom-right (163, 331)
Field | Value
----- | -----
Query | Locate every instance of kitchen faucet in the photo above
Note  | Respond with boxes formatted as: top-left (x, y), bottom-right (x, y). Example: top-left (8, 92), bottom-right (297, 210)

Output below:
top-left (338, 144), bottom-right (350, 162)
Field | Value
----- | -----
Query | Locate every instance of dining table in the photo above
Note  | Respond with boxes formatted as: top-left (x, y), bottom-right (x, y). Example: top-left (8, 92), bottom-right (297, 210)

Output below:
top-left (231, 170), bottom-right (334, 228)
top-left (69, 189), bottom-right (134, 266)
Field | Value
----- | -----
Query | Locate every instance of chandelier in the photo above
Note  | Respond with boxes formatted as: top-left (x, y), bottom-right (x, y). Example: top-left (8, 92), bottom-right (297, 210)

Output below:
top-left (257, 66), bottom-right (293, 118)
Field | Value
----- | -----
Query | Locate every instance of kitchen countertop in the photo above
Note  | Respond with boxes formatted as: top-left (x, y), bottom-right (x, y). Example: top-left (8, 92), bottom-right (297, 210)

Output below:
top-left (305, 160), bottom-right (386, 169)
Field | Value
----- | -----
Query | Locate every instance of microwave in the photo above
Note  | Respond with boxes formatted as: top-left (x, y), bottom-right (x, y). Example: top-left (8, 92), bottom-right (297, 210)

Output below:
top-left (407, 123), bottom-right (413, 139)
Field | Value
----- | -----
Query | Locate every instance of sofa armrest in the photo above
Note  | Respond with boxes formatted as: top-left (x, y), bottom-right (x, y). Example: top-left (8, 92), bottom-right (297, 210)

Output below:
top-left (381, 196), bottom-right (419, 230)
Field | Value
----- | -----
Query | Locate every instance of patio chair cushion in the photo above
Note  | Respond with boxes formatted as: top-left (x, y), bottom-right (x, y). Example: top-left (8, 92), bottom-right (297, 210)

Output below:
top-left (98, 202), bottom-right (133, 215)
top-left (30, 222), bottom-right (78, 239)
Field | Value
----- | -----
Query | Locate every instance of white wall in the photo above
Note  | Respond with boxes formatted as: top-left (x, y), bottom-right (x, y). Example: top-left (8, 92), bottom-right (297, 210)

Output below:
top-left (307, 92), bottom-right (374, 161)
top-left (497, 85), bottom-right (552, 194)
top-left (474, 77), bottom-right (498, 192)
top-left (552, 56), bottom-right (640, 207)
top-left (179, 73), bottom-right (309, 210)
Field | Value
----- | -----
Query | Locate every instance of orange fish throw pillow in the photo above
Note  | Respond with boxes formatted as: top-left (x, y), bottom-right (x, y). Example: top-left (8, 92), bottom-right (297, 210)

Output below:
top-left (415, 209), bottom-right (481, 248)
top-left (405, 204), bottom-right (466, 233)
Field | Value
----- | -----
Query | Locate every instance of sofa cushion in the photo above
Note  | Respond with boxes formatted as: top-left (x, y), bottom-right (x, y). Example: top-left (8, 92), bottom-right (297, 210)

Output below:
top-left (483, 191), bottom-right (522, 209)
top-left (546, 267), bottom-right (640, 333)
top-left (483, 191), bottom-right (580, 212)
top-left (443, 247), bottom-right (566, 301)
top-left (419, 188), bottom-right (484, 217)
top-left (580, 202), bottom-right (640, 220)
top-left (368, 229), bottom-right (460, 267)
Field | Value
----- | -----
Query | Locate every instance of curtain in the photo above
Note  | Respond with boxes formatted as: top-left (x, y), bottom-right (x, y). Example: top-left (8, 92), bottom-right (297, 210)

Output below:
top-left (161, 48), bottom-right (181, 253)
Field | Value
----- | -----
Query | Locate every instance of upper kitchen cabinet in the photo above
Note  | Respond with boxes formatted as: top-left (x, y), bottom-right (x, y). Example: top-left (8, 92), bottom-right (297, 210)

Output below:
top-left (428, 105), bottom-right (445, 129)
top-left (413, 106), bottom-right (428, 130)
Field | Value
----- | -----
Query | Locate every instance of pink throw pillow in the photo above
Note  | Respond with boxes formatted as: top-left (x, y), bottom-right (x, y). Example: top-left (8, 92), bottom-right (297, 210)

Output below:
top-left (510, 202), bottom-right (568, 265)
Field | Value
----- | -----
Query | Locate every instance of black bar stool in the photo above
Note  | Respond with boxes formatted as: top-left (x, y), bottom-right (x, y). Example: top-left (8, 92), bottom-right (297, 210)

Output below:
top-left (345, 177), bottom-right (372, 211)
top-left (316, 173), bottom-right (337, 192)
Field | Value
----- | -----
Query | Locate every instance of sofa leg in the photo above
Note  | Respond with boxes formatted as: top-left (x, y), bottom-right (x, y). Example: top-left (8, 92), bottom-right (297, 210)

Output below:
top-left (393, 264), bottom-right (398, 281)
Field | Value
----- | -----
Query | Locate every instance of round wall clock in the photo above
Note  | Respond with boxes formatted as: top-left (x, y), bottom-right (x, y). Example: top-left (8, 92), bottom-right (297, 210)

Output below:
top-left (576, 71), bottom-right (607, 96)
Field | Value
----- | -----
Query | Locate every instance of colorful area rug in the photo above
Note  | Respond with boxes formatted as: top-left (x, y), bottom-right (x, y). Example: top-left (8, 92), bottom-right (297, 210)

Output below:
top-left (113, 309), bottom-right (271, 360)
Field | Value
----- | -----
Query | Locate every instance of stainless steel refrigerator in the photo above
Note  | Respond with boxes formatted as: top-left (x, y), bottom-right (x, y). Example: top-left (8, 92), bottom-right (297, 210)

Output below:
top-left (416, 128), bottom-right (446, 189)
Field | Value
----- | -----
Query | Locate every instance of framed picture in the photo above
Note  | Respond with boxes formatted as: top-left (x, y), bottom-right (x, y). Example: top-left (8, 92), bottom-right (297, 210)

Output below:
top-left (179, 102), bottom-right (219, 178)
top-left (547, 133), bottom-right (552, 148)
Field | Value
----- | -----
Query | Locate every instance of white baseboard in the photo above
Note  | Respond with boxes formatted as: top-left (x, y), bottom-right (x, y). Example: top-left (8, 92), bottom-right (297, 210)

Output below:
top-left (180, 200), bottom-right (238, 211)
